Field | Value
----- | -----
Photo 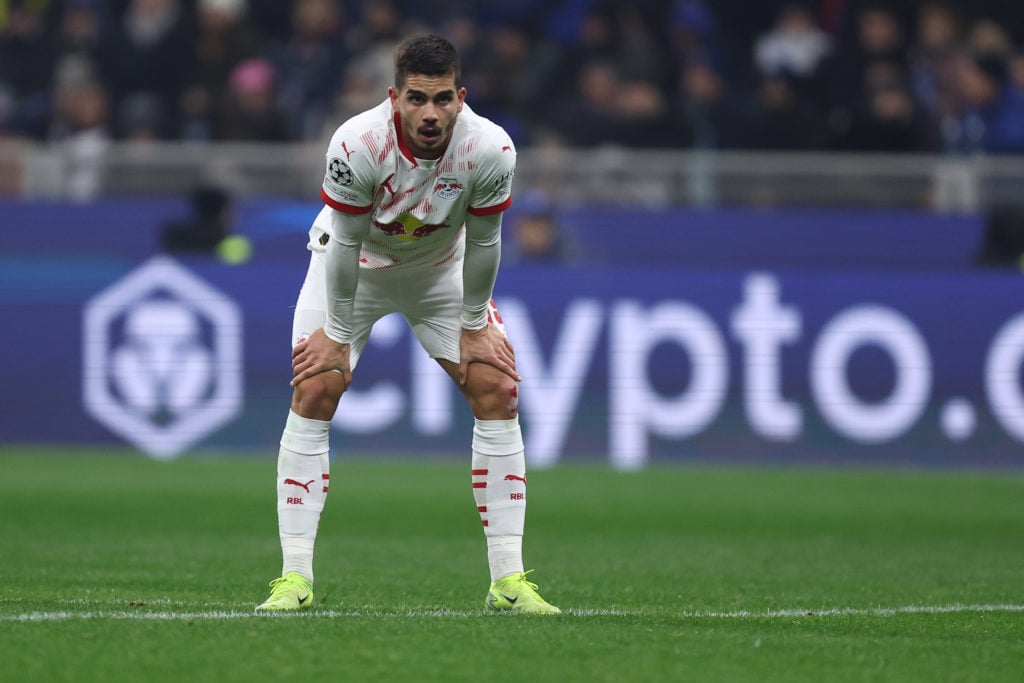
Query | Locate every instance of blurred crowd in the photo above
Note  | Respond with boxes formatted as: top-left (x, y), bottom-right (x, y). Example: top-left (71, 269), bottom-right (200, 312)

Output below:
top-left (3, 0), bottom-right (1024, 155)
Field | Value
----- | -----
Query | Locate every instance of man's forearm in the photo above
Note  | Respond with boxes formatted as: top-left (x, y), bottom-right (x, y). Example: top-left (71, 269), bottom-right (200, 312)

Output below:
top-left (462, 213), bottom-right (503, 330)
top-left (323, 212), bottom-right (368, 344)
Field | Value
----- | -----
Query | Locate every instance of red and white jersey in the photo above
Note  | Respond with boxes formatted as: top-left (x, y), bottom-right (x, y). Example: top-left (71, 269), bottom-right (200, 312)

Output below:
top-left (315, 99), bottom-right (516, 270)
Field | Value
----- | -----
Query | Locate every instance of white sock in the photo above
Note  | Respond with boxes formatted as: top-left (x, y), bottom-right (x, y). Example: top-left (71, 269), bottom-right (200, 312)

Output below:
top-left (277, 410), bottom-right (331, 582)
top-left (471, 417), bottom-right (527, 582)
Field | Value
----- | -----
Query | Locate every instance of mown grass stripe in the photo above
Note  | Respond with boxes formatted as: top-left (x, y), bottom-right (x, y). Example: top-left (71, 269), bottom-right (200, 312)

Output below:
top-left (680, 604), bottom-right (1024, 619)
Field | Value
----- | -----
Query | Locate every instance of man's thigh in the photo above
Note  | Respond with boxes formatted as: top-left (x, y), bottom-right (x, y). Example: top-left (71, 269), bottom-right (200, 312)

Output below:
top-left (291, 251), bottom-right (396, 371)
top-left (401, 263), bottom-right (464, 364)
top-left (401, 266), bottom-right (510, 366)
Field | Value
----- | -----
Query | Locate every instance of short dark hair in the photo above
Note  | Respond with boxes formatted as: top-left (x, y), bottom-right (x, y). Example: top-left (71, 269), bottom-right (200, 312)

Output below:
top-left (394, 34), bottom-right (461, 89)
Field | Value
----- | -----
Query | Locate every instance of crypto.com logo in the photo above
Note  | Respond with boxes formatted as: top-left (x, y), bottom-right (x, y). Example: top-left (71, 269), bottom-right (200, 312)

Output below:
top-left (83, 256), bottom-right (243, 459)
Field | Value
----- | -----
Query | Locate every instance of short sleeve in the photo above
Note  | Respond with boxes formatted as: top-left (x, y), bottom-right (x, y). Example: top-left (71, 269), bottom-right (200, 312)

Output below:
top-left (468, 134), bottom-right (516, 216)
top-left (321, 126), bottom-right (376, 214)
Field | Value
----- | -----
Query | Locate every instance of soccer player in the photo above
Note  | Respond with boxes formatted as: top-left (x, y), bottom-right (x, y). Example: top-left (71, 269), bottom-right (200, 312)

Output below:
top-left (255, 34), bottom-right (560, 615)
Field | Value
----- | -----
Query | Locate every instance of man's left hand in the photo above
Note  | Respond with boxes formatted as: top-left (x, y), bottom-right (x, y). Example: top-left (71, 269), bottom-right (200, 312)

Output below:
top-left (458, 324), bottom-right (520, 385)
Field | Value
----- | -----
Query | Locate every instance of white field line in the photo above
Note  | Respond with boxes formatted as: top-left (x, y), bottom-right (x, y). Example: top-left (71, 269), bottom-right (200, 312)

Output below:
top-left (1, 603), bottom-right (1022, 623)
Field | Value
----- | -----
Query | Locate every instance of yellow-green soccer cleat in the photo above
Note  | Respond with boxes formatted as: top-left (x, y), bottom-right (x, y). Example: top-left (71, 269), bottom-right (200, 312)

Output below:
top-left (485, 570), bottom-right (561, 615)
top-left (255, 571), bottom-right (314, 613)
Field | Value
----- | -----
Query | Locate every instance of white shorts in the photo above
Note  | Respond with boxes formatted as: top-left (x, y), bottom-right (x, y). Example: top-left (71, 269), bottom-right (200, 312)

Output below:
top-left (291, 249), bottom-right (506, 371)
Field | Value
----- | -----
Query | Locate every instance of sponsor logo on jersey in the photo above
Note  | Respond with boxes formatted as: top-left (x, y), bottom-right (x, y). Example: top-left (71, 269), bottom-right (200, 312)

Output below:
top-left (327, 157), bottom-right (353, 187)
top-left (494, 169), bottom-right (514, 196)
top-left (329, 188), bottom-right (361, 203)
top-left (434, 178), bottom-right (464, 200)
top-left (374, 214), bottom-right (450, 241)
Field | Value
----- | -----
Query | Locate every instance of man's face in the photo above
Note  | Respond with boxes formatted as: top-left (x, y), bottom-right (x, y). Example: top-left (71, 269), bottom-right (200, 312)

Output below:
top-left (389, 73), bottom-right (465, 159)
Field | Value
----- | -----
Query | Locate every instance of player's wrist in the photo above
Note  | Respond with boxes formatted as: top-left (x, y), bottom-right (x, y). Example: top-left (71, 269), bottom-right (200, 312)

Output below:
top-left (460, 311), bottom-right (487, 331)
top-left (323, 321), bottom-right (352, 346)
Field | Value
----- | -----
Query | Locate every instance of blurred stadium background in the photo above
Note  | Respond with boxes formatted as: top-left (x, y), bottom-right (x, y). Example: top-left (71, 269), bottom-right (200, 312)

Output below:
top-left (3, 0), bottom-right (1024, 470)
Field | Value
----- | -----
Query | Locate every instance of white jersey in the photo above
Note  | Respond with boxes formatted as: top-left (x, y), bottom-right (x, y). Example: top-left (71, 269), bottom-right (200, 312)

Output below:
top-left (315, 99), bottom-right (516, 270)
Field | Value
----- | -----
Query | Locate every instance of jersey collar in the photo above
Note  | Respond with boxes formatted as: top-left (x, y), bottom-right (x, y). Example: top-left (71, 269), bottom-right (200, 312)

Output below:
top-left (392, 111), bottom-right (419, 168)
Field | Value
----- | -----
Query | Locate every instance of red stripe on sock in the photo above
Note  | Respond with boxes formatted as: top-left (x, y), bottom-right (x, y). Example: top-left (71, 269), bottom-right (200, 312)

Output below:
top-left (477, 505), bottom-right (487, 512)
top-left (472, 482), bottom-right (487, 488)
top-left (322, 487), bottom-right (329, 493)
top-left (482, 520), bottom-right (489, 527)
top-left (471, 469), bottom-right (488, 476)
top-left (322, 474), bottom-right (330, 479)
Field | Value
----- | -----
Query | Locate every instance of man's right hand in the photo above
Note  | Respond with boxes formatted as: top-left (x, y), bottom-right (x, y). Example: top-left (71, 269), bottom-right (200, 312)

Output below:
top-left (290, 328), bottom-right (352, 387)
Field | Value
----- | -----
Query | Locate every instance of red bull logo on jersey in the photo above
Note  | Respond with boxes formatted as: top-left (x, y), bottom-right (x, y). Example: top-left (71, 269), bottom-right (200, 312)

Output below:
top-left (434, 178), bottom-right (464, 200)
top-left (375, 214), bottom-right (450, 241)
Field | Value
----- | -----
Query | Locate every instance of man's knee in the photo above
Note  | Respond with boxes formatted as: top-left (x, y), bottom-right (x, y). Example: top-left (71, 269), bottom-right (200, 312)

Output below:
top-left (291, 372), bottom-right (347, 420)
top-left (465, 365), bottom-right (519, 419)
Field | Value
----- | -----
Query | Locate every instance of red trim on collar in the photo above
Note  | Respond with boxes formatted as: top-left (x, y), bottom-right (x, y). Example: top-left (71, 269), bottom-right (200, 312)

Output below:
top-left (393, 111), bottom-right (418, 168)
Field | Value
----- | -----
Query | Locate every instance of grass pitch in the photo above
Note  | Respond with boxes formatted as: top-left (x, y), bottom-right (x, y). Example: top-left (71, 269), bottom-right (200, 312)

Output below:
top-left (1, 448), bottom-right (1021, 682)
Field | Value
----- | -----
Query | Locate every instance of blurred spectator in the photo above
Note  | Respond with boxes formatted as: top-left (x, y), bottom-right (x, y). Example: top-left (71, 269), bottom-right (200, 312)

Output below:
top-left (743, 73), bottom-right (830, 150)
top-left (671, 60), bottom-right (746, 149)
top-left (619, 80), bottom-right (673, 144)
top-left (909, 2), bottom-right (963, 119)
top-left (98, 0), bottom-right (193, 140)
top-left (507, 191), bottom-right (572, 264)
top-left (556, 7), bottom-right (619, 103)
top-left (117, 91), bottom-right (164, 141)
top-left (841, 61), bottom-right (934, 151)
top-left (48, 56), bottom-right (110, 200)
top-left (466, 24), bottom-right (559, 143)
top-left (613, 4), bottom-right (672, 87)
top-left (0, 0), bottom-right (59, 138)
top-left (180, 0), bottom-right (263, 141)
top-left (553, 61), bottom-right (620, 147)
top-left (54, 0), bottom-right (106, 66)
top-left (270, 0), bottom-right (347, 140)
top-left (329, 59), bottom-right (386, 132)
top-left (554, 61), bottom-right (673, 148)
top-left (749, 3), bottom-right (832, 149)
top-left (828, 3), bottom-right (911, 148)
top-left (965, 17), bottom-right (1014, 58)
top-left (1009, 52), bottom-right (1024, 92)
top-left (754, 3), bottom-right (832, 81)
top-left (344, 0), bottom-right (404, 54)
top-left (439, 13), bottom-right (485, 95)
top-left (946, 51), bottom-right (1024, 154)
top-left (669, 0), bottom-right (722, 68)
top-left (218, 57), bottom-right (287, 140)
top-left (325, 0), bottom-right (406, 136)
top-left (441, 12), bottom-right (483, 61)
